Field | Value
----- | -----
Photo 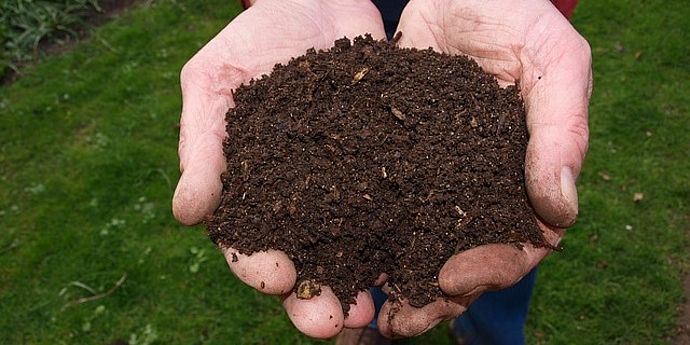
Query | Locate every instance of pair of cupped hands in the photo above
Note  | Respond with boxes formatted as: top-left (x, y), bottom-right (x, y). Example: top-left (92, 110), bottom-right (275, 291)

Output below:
top-left (172, 0), bottom-right (592, 339)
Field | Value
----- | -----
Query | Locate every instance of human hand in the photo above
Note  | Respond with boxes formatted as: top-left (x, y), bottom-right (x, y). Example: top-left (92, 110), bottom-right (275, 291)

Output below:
top-left (172, 0), bottom-right (385, 338)
top-left (376, 0), bottom-right (592, 338)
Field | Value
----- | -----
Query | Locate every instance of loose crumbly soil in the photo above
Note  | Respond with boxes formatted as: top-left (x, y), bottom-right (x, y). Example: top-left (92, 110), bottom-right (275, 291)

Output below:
top-left (208, 35), bottom-right (549, 311)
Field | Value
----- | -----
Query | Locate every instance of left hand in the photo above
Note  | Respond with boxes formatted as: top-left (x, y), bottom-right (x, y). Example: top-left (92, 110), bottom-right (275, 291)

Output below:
top-left (376, 0), bottom-right (592, 338)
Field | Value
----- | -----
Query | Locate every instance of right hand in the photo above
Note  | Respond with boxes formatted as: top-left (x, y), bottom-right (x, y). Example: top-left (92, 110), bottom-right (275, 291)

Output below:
top-left (172, 0), bottom-right (385, 338)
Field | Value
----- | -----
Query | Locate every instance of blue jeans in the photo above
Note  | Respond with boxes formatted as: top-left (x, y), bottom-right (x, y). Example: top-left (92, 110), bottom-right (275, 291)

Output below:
top-left (370, 269), bottom-right (538, 345)
top-left (371, 0), bottom-right (408, 40)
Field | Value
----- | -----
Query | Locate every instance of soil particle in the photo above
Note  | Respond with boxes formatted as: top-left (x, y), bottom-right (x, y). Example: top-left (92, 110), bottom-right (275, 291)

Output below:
top-left (207, 35), bottom-right (549, 312)
top-left (296, 279), bottom-right (322, 300)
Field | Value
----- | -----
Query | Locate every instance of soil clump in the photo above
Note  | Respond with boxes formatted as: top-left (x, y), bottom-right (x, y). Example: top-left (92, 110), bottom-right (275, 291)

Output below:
top-left (207, 35), bottom-right (549, 311)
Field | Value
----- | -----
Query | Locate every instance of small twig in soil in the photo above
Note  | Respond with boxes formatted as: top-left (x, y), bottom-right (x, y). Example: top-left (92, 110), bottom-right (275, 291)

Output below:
top-left (391, 32), bottom-right (403, 46)
top-left (390, 107), bottom-right (406, 121)
top-left (62, 273), bottom-right (127, 310)
top-left (453, 207), bottom-right (478, 249)
top-left (351, 67), bottom-right (370, 85)
top-left (240, 160), bottom-right (250, 181)
top-left (496, 113), bottom-right (508, 135)
top-left (393, 283), bottom-right (402, 293)
top-left (454, 206), bottom-right (467, 218)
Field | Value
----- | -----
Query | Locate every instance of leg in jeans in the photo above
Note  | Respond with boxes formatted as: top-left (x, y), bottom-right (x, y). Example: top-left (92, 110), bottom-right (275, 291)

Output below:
top-left (451, 268), bottom-right (538, 345)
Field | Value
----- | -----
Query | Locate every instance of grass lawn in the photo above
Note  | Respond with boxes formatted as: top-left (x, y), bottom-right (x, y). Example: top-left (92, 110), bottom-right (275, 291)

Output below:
top-left (0, 0), bottom-right (688, 344)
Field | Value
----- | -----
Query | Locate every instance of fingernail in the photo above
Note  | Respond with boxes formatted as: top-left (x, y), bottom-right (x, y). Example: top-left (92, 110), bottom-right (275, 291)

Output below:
top-left (560, 166), bottom-right (579, 223)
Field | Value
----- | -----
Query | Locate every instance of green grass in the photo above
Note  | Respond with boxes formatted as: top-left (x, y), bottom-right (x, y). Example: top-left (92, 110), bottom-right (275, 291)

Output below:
top-left (1, 0), bottom-right (101, 75)
top-left (0, 0), bottom-right (688, 344)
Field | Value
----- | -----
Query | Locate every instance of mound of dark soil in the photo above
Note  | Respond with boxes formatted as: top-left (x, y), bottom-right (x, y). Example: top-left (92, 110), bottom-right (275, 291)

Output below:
top-left (207, 35), bottom-right (549, 311)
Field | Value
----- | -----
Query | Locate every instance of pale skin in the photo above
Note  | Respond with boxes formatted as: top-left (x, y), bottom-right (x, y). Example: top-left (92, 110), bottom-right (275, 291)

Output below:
top-left (173, 0), bottom-right (592, 339)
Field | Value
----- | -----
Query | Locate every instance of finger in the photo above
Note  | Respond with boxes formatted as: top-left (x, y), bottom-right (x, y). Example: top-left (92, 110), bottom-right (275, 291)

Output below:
top-left (222, 247), bottom-right (296, 295)
top-left (172, 136), bottom-right (225, 225)
top-left (438, 244), bottom-right (533, 297)
top-left (343, 290), bottom-right (375, 329)
top-left (523, 18), bottom-right (592, 228)
top-left (377, 297), bottom-right (466, 338)
top-left (283, 286), bottom-right (344, 339)
top-left (328, 0), bottom-right (387, 41)
top-left (172, 61), bottom-right (232, 225)
top-left (394, 1), bottom-right (443, 52)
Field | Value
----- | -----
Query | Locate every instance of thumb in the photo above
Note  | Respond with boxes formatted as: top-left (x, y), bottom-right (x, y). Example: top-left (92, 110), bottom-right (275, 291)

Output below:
top-left (172, 62), bottom-right (232, 225)
top-left (523, 27), bottom-right (592, 228)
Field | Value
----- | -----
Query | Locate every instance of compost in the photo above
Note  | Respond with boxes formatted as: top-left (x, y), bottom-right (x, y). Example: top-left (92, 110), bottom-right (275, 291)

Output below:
top-left (207, 35), bottom-right (549, 311)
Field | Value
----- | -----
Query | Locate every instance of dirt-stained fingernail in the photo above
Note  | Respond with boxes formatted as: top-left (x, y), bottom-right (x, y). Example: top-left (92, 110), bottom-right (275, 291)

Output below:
top-left (560, 166), bottom-right (578, 223)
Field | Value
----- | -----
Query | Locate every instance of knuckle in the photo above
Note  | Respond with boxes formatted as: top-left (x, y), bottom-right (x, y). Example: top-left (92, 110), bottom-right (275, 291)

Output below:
top-left (569, 32), bottom-right (593, 74)
top-left (565, 112), bottom-right (589, 157)
top-left (180, 58), bottom-right (207, 91)
top-left (567, 111), bottom-right (589, 147)
top-left (579, 36), bottom-right (593, 62)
